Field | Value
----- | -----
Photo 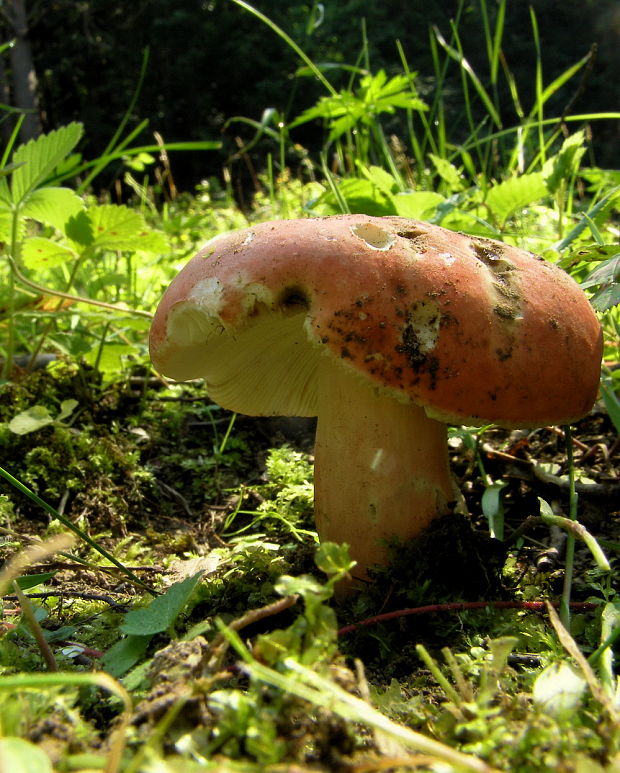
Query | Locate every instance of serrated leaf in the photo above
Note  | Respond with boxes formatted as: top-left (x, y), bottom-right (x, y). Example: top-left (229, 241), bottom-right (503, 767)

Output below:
top-left (87, 204), bottom-right (168, 252)
top-left (8, 405), bottom-right (54, 435)
top-left (10, 123), bottom-right (83, 204)
top-left (22, 237), bottom-right (76, 271)
top-left (21, 187), bottom-right (84, 233)
top-left (121, 571), bottom-right (203, 636)
top-left (591, 285), bottom-right (620, 312)
top-left (485, 172), bottom-right (547, 223)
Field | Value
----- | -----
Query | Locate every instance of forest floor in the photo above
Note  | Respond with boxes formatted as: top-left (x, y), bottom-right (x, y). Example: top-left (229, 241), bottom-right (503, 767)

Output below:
top-left (0, 359), bottom-right (618, 771)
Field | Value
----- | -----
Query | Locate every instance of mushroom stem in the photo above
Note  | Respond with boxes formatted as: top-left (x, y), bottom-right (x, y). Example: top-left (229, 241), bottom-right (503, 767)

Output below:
top-left (314, 357), bottom-right (455, 583)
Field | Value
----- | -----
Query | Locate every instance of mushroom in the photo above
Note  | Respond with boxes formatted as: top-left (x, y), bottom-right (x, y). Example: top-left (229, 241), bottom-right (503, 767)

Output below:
top-left (149, 215), bottom-right (602, 584)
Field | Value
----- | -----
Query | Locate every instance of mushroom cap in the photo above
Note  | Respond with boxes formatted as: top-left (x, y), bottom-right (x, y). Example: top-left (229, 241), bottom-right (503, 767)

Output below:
top-left (149, 215), bottom-right (602, 427)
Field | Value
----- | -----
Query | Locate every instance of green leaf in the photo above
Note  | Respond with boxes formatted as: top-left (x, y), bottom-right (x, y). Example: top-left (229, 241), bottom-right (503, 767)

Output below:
top-left (121, 571), bottom-right (204, 636)
top-left (102, 634), bottom-right (151, 678)
top-left (10, 123), bottom-right (83, 204)
top-left (393, 191), bottom-right (445, 219)
top-left (591, 285), bottom-right (620, 312)
top-left (322, 178), bottom-right (395, 216)
top-left (84, 342), bottom-right (137, 375)
top-left (87, 204), bottom-right (168, 252)
top-left (57, 399), bottom-right (78, 422)
top-left (532, 661), bottom-right (586, 717)
top-left (65, 210), bottom-right (94, 246)
top-left (485, 172), bottom-right (547, 223)
top-left (580, 252), bottom-right (620, 310)
top-left (481, 481), bottom-right (507, 540)
top-left (580, 253), bottom-right (620, 288)
top-left (0, 737), bottom-right (53, 773)
top-left (21, 237), bottom-right (76, 271)
top-left (276, 573), bottom-right (327, 601)
top-left (21, 187), bottom-right (84, 232)
top-left (0, 209), bottom-right (13, 241)
top-left (553, 186), bottom-right (620, 252)
top-left (357, 163), bottom-right (398, 196)
top-left (600, 378), bottom-right (620, 435)
top-left (314, 542), bottom-right (355, 577)
top-left (124, 151), bottom-right (156, 171)
top-left (543, 131), bottom-right (587, 194)
top-left (8, 405), bottom-right (54, 435)
top-left (429, 154), bottom-right (464, 192)
top-left (15, 572), bottom-right (57, 590)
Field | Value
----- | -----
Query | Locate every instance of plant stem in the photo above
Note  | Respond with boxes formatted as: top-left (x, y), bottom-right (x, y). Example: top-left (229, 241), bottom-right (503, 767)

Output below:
top-left (13, 580), bottom-right (58, 671)
top-left (560, 424), bottom-right (578, 629)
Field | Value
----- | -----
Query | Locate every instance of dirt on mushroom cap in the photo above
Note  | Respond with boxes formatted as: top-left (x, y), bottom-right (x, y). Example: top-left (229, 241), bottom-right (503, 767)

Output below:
top-left (149, 215), bottom-right (603, 427)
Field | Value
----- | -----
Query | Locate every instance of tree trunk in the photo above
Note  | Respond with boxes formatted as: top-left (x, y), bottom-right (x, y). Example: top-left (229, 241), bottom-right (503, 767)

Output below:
top-left (4, 0), bottom-right (42, 142)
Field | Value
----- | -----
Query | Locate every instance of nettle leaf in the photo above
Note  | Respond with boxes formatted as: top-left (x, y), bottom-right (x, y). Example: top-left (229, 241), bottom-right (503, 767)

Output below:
top-left (87, 204), bottom-right (168, 252)
top-left (10, 123), bottom-right (83, 204)
top-left (485, 172), bottom-right (548, 223)
top-left (21, 187), bottom-right (85, 233)
top-left (22, 237), bottom-right (76, 271)
top-left (121, 571), bottom-right (204, 636)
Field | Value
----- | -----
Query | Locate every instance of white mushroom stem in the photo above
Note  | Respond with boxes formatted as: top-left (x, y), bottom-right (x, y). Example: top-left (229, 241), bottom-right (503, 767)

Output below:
top-left (313, 356), bottom-right (455, 583)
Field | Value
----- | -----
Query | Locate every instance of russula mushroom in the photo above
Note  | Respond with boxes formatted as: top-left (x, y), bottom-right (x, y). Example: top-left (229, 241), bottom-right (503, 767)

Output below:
top-left (149, 215), bottom-right (602, 583)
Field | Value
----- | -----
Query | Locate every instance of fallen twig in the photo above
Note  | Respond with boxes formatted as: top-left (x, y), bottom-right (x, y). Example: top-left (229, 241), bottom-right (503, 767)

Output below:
top-left (337, 600), bottom-right (598, 636)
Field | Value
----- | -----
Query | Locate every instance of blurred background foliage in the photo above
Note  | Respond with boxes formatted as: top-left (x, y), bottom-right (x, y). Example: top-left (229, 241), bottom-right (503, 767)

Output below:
top-left (2, 0), bottom-right (619, 197)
